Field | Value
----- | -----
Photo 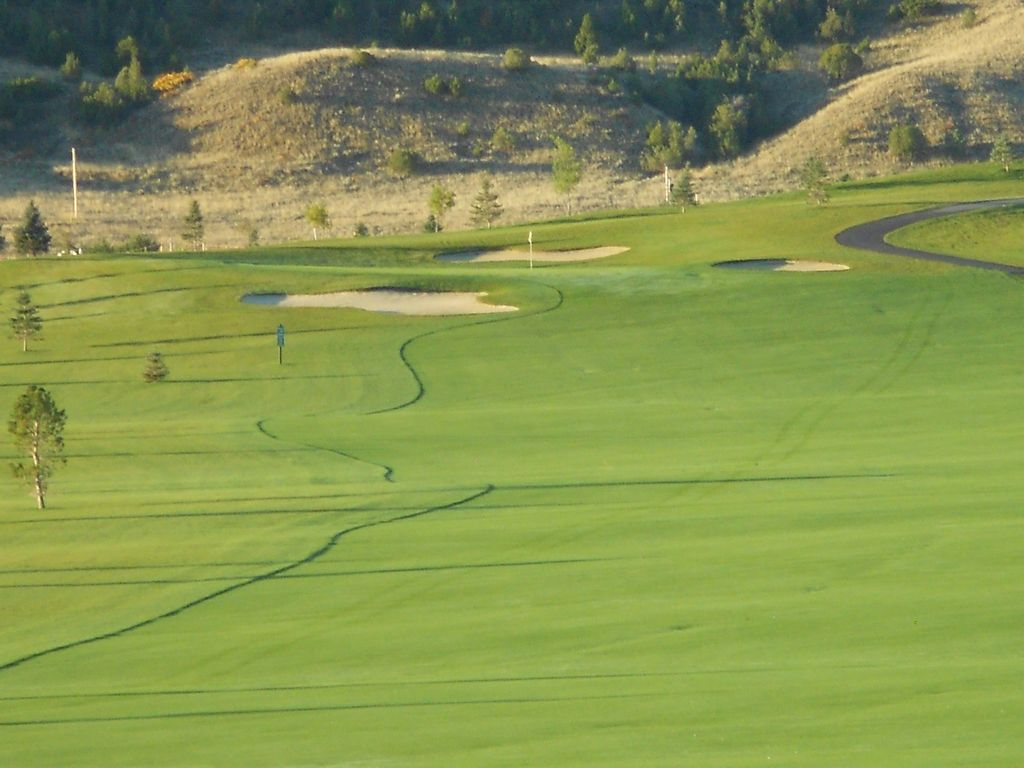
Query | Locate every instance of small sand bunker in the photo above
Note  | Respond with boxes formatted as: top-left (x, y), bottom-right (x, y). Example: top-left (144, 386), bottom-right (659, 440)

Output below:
top-left (242, 289), bottom-right (517, 315)
top-left (439, 246), bottom-right (629, 263)
top-left (714, 259), bottom-right (849, 272)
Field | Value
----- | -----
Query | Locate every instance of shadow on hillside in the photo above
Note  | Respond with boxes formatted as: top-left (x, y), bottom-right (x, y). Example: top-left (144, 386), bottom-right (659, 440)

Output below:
top-left (60, 98), bottom-right (194, 192)
top-left (761, 67), bottom-right (829, 133)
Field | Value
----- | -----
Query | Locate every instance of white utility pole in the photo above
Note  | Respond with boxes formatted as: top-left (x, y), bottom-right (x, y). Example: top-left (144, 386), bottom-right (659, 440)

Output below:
top-left (528, 230), bottom-right (533, 270)
top-left (664, 165), bottom-right (671, 204)
top-left (71, 147), bottom-right (79, 219)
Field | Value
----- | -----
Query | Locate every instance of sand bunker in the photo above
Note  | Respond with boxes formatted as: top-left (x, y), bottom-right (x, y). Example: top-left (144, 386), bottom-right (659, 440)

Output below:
top-left (713, 259), bottom-right (849, 272)
top-left (439, 246), bottom-right (629, 263)
top-left (242, 289), bottom-right (517, 315)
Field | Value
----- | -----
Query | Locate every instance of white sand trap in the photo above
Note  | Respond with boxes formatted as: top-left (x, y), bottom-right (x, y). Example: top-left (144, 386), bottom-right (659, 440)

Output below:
top-left (714, 259), bottom-right (849, 272)
top-left (242, 289), bottom-right (517, 315)
top-left (439, 246), bottom-right (629, 263)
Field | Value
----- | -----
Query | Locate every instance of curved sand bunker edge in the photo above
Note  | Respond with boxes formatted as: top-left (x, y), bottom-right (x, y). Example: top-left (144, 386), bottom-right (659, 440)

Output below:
top-left (713, 259), bottom-right (850, 272)
top-left (241, 289), bottom-right (518, 315)
top-left (438, 246), bottom-right (630, 263)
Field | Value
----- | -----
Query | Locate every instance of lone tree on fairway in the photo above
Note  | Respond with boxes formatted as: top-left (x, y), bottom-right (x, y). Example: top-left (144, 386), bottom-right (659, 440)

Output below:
top-left (14, 200), bottom-right (51, 257)
top-left (552, 137), bottom-right (582, 214)
top-left (305, 202), bottom-right (330, 240)
top-left (182, 199), bottom-right (204, 250)
top-left (143, 351), bottom-right (169, 382)
top-left (469, 178), bottom-right (503, 229)
top-left (10, 291), bottom-right (43, 352)
top-left (9, 385), bottom-right (66, 510)
top-left (800, 156), bottom-right (830, 205)
top-left (990, 136), bottom-right (1015, 173)
top-left (427, 184), bottom-right (456, 233)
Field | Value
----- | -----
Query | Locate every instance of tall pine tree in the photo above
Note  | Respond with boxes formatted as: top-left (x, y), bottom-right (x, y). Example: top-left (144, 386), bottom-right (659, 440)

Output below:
top-left (14, 200), bottom-right (51, 257)
top-left (9, 384), bottom-right (66, 509)
top-left (10, 290), bottom-right (42, 352)
top-left (469, 178), bottom-right (503, 229)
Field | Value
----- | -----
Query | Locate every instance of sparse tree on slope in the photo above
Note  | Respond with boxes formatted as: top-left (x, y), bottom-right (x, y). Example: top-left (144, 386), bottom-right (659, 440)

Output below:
top-left (182, 199), bottom-right (204, 250)
top-left (428, 184), bottom-right (456, 233)
top-left (10, 291), bottom-right (43, 352)
top-left (671, 168), bottom-right (698, 211)
top-left (800, 156), bottom-right (830, 206)
top-left (14, 201), bottom-right (51, 257)
top-left (469, 178), bottom-right (503, 229)
top-left (552, 137), bottom-right (582, 214)
top-left (9, 385), bottom-right (66, 510)
top-left (574, 13), bottom-right (600, 65)
top-left (990, 137), bottom-right (1015, 173)
top-left (305, 202), bottom-right (331, 240)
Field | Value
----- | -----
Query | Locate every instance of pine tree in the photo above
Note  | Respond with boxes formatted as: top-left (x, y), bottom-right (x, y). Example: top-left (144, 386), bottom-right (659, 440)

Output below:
top-left (14, 200), bottom-right (51, 257)
top-left (574, 13), bottom-right (600, 64)
top-left (10, 291), bottom-right (43, 352)
top-left (182, 199), bottom-right (204, 250)
top-left (671, 168), bottom-right (698, 211)
top-left (800, 156), bottom-right (830, 206)
top-left (469, 178), bottom-right (503, 229)
top-left (551, 137), bottom-right (582, 214)
top-left (9, 385), bottom-right (66, 510)
top-left (990, 137), bottom-right (1015, 173)
top-left (143, 351), bottom-right (169, 382)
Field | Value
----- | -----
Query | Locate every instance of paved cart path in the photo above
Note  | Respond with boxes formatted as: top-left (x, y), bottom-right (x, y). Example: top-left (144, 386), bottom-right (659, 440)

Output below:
top-left (835, 199), bottom-right (1024, 274)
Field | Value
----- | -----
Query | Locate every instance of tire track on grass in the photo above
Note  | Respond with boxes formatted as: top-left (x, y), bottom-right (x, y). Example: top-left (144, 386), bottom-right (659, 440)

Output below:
top-left (0, 485), bottom-right (494, 673)
top-left (368, 282), bottom-right (564, 415)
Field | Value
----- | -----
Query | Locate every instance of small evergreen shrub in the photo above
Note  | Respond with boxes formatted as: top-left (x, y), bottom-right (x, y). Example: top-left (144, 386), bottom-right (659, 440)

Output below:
top-left (350, 50), bottom-right (376, 67)
top-left (143, 352), bottom-right (169, 383)
top-left (502, 47), bottom-right (531, 71)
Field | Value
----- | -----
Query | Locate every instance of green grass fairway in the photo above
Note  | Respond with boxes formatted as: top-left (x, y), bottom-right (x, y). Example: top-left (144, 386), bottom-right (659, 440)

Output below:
top-left (3, 168), bottom-right (1024, 766)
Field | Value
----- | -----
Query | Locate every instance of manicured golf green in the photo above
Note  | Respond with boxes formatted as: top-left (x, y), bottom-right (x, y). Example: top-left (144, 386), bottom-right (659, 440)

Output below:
top-left (3, 167), bottom-right (1024, 766)
top-left (888, 201), bottom-right (1024, 266)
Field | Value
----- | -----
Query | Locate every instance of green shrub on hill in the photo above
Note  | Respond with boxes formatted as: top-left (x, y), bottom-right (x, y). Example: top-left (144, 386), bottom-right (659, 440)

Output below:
top-left (386, 148), bottom-right (419, 178)
top-left (889, 122), bottom-right (927, 161)
top-left (501, 47), bottom-right (531, 72)
top-left (819, 43), bottom-right (863, 81)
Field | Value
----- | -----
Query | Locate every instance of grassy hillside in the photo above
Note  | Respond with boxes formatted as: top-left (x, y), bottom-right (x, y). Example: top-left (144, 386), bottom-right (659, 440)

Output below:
top-left (2, 167), bottom-right (1024, 765)
top-left (702, 0), bottom-right (1024, 198)
top-left (1, 0), bottom-right (1021, 248)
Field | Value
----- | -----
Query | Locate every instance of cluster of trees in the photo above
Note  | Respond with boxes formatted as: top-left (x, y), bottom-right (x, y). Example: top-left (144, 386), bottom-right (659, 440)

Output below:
top-left (0, 1), bottom-right (940, 160)
top-left (0, 1), bottom-right (895, 74)
top-left (5, 282), bottom-right (171, 509)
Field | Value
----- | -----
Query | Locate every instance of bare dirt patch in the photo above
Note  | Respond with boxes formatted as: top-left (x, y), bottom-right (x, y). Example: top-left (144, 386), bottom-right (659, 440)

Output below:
top-left (241, 289), bottom-right (517, 315)
top-left (714, 259), bottom-right (849, 272)
top-left (438, 246), bottom-right (629, 263)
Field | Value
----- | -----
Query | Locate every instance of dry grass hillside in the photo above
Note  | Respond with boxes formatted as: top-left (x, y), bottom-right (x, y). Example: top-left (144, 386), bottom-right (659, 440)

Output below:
top-left (700, 0), bottom-right (1024, 198)
top-left (1, 48), bottom-right (672, 248)
top-left (0, 0), bottom-right (1021, 249)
